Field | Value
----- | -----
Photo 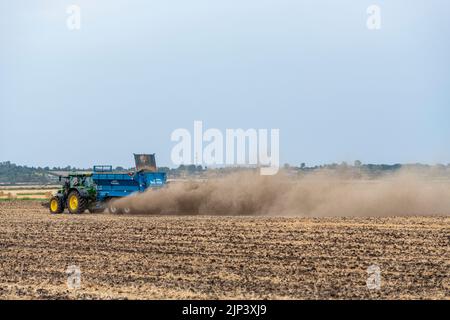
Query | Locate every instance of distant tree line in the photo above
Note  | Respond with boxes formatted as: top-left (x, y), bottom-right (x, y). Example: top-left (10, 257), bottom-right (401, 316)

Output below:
top-left (0, 161), bottom-right (206, 184)
top-left (0, 161), bottom-right (53, 184)
top-left (1, 160), bottom-right (449, 185)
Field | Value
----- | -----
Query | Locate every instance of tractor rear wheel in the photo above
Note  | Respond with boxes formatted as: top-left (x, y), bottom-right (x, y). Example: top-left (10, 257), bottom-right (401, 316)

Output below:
top-left (49, 197), bottom-right (64, 214)
top-left (67, 191), bottom-right (87, 214)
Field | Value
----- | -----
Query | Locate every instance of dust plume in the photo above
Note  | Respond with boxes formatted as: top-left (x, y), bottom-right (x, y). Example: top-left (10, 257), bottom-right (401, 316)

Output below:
top-left (115, 170), bottom-right (450, 216)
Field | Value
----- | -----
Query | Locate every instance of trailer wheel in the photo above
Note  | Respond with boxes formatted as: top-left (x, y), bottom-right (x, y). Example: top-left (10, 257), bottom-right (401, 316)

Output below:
top-left (108, 203), bottom-right (121, 214)
top-left (49, 197), bottom-right (64, 214)
top-left (67, 191), bottom-right (87, 214)
top-left (123, 207), bottom-right (131, 214)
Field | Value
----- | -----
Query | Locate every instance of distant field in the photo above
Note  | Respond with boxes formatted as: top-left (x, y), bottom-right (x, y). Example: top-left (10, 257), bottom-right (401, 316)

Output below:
top-left (0, 187), bottom-right (59, 201)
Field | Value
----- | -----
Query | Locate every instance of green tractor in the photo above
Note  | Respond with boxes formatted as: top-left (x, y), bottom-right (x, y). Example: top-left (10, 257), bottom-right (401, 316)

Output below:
top-left (49, 173), bottom-right (97, 214)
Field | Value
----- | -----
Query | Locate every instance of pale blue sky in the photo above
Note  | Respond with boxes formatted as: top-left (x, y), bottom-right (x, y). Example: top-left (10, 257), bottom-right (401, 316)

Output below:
top-left (1, 0), bottom-right (449, 168)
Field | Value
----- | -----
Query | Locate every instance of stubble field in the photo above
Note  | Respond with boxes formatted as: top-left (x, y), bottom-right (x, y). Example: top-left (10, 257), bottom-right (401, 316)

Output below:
top-left (0, 201), bottom-right (448, 299)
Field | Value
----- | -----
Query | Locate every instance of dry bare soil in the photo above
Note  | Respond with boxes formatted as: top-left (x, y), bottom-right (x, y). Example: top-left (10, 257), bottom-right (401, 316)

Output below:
top-left (0, 201), bottom-right (448, 299)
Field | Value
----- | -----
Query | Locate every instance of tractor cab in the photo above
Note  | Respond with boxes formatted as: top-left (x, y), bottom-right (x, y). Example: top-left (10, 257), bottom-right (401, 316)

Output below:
top-left (62, 173), bottom-right (95, 189)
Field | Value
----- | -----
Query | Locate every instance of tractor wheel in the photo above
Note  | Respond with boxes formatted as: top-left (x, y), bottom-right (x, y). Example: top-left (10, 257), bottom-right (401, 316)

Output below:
top-left (67, 191), bottom-right (87, 214)
top-left (49, 197), bottom-right (64, 214)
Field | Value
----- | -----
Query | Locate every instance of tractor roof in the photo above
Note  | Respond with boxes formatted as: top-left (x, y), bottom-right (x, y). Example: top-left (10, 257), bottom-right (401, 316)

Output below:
top-left (67, 173), bottom-right (93, 177)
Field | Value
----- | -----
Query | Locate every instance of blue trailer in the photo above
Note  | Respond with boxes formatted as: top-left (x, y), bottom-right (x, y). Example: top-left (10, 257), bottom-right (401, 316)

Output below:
top-left (91, 165), bottom-right (166, 213)
top-left (48, 154), bottom-right (166, 214)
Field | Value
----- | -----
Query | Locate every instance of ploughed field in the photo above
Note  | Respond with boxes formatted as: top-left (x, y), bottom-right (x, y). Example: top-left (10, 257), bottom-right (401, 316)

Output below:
top-left (0, 201), bottom-right (448, 299)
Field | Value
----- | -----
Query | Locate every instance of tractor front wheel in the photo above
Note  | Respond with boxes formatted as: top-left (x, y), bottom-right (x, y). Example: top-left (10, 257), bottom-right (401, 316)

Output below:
top-left (49, 197), bottom-right (64, 214)
top-left (67, 191), bottom-right (87, 214)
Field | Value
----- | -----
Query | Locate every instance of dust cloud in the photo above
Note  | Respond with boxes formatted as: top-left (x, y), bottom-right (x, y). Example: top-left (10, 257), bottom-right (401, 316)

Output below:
top-left (115, 170), bottom-right (450, 216)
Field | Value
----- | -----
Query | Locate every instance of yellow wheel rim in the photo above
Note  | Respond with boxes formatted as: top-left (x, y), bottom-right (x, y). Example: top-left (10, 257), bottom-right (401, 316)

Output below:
top-left (50, 199), bottom-right (58, 212)
top-left (69, 195), bottom-right (78, 211)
